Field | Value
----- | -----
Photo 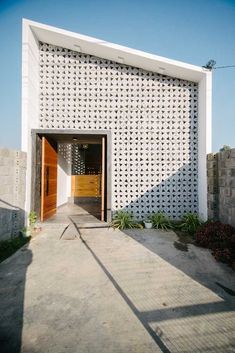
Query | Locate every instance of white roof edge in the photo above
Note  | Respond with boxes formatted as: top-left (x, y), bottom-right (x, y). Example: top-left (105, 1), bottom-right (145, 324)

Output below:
top-left (23, 18), bottom-right (209, 82)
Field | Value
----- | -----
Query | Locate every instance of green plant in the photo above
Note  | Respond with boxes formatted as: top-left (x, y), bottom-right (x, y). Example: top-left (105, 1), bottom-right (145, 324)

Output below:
top-left (149, 212), bottom-right (172, 230)
top-left (219, 145), bottom-right (231, 152)
top-left (29, 211), bottom-right (37, 228)
top-left (20, 226), bottom-right (31, 237)
top-left (179, 213), bottom-right (203, 235)
top-left (110, 211), bottom-right (143, 230)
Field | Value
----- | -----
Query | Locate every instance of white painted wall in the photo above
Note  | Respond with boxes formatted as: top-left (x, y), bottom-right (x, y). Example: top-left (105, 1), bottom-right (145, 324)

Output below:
top-left (22, 19), bottom-right (40, 215)
top-left (198, 71), bottom-right (212, 220)
top-left (23, 19), bottom-right (206, 82)
top-left (57, 144), bottom-right (71, 207)
top-left (57, 164), bottom-right (71, 207)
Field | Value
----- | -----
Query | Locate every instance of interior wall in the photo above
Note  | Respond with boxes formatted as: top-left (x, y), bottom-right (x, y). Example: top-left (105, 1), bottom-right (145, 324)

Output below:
top-left (57, 143), bottom-right (71, 207)
top-left (57, 165), bottom-right (71, 207)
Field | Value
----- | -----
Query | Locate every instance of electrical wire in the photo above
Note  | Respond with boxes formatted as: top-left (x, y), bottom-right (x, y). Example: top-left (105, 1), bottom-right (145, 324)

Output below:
top-left (214, 65), bottom-right (235, 69)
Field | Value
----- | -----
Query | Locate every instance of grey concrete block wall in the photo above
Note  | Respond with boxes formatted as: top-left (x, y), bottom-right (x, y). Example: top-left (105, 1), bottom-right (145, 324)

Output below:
top-left (0, 148), bottom-right (27, 240)
top-left (207, 148), bottom-right (235, 227)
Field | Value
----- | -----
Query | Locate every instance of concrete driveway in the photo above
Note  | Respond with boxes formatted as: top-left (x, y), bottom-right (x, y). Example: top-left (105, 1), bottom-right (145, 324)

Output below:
top-left (0, 225), bottom-right (234, 353)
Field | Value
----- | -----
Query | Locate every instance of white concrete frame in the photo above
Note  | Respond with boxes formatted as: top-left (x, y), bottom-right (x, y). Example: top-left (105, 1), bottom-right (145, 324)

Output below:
top-left (22, 18), bottom-right (212, 220)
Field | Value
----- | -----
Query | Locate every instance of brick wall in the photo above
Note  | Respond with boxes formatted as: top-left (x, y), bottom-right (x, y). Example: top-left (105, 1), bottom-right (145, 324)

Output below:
top-left (207, 149), bottom-right (235, 227)
top-left (0, 148), bottom-right (27, 240)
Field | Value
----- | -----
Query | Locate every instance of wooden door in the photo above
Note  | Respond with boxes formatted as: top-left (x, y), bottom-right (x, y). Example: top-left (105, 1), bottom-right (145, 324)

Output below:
top-left (41, 137), bottom-right (57, 221)
top-left (101, 137), bottom-right (106, 221)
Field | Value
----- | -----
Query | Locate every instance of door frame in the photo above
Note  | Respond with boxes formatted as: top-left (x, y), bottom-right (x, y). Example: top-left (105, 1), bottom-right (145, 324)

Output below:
top-left (31, 129), bottom-right (112, 222)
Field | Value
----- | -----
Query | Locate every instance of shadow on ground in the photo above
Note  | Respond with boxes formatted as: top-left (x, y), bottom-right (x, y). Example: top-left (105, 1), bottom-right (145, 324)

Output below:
top-left (120, 228), bottom-right (235, 349)
top-left (123, 229), bottom-right (235, 300)
top-left (0, 242), bottom-right (32, 353)
top-left (123, 229), bottom-right (235, 299)
top-left (81, 227), bottom-right (235, 352)
top-left (0, 225), bottom-right (234, 353)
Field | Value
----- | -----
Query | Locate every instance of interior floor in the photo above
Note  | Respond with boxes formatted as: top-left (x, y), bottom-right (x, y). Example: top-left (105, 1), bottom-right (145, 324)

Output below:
top-left (42, 203), bottom-right (102, 225)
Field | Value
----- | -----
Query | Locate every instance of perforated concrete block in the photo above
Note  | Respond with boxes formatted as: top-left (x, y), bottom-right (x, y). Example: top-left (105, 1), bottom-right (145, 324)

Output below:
top-left (39, 43), bottom-right (199, 219)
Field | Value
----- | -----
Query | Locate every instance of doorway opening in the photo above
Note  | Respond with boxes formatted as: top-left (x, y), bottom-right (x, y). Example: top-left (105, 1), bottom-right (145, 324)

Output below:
top-left (31, 132), bottom-right (109, 223)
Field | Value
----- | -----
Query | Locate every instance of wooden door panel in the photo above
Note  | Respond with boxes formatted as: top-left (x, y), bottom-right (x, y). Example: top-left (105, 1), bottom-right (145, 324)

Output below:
top-left (71, 175), bottom-right (101, 197)
top-left (41, 137), bottom-right (57, 221)
top-left (101, 137), bottom-right (106, 221)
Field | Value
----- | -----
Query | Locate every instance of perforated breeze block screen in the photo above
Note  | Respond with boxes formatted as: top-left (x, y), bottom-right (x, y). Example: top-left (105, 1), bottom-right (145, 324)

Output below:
top-left (39, 43), bottom-right (198, 219)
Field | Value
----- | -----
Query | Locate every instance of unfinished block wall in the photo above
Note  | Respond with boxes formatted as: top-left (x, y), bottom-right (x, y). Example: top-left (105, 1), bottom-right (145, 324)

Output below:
top-left (207, 149), bottom-right (235, 227)
top-left (39, 43), bottom-right (199, 219)
top-left (0, 148), bottom-right (27, 240)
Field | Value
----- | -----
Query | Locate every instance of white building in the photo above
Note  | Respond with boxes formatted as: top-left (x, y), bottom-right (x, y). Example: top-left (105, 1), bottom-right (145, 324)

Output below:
top-left (22, 19), bottom-right (211, 222)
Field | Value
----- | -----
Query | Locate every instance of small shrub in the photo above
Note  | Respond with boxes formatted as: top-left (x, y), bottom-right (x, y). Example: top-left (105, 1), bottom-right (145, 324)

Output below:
top-left (149, 212), bottom-right (172, 230)
top-left (179, 213), bottom-right (203, 235)
top-left (29, 211), bottom-right (37, 228)
top-left (195, 221), bottom-right (234, 248)
top-left (110, 211), bottom-right (143, 230)
top-left (219, 145), bottom-right (231, 152)
top-left (20, 226), bottom-right (31, 237)
top-left (212, 248), bottom-right (232, 263)
top-left (195, 221), bottom-right (235, 266)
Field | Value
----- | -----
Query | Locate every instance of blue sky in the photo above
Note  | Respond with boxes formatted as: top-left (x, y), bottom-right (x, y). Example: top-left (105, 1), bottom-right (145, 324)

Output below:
top-left (0, 0), bottom-right (234, 152)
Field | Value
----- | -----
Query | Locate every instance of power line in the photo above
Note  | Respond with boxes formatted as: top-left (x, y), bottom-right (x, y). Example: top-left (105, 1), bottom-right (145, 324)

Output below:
top-left (214, 65), bottom-right (235, 69)
top-left (203, 60), bottom-right (235, 70)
